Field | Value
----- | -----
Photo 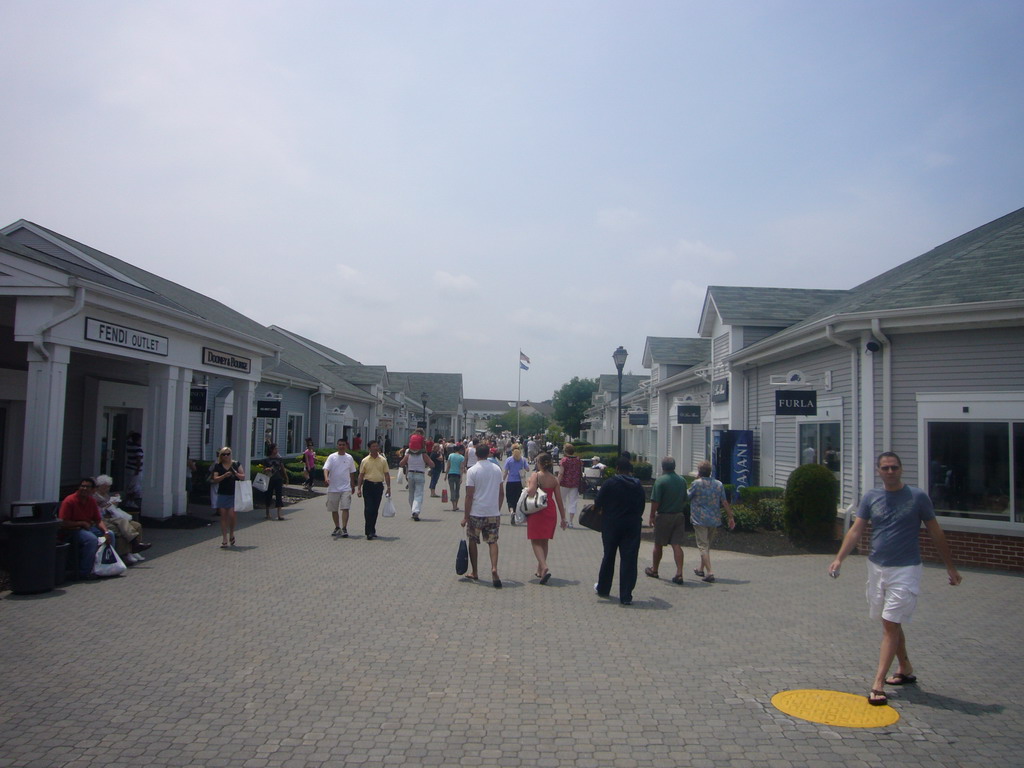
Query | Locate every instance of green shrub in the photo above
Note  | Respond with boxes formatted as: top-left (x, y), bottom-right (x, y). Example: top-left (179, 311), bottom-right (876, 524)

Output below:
top-left (730, 503), bottom-right (761, 532)
top-left (633, 462), bottom-right (653, 481)
top-left (784, 463), bottom-right (839, 542)
top-left (738, 486), bottom-right (785, 506)
top-left (759, 498), bottom-right (785, 530)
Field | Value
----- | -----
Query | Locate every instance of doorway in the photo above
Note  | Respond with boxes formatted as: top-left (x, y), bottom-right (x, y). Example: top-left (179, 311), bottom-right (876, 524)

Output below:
top-left (101, 409), bottom-right (131, 490)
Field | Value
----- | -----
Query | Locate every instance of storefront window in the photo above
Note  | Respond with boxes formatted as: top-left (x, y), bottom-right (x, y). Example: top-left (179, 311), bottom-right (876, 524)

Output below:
top-left (927, 421), bottom-right (1016, 521)
top-left (798, 422), bottom-right (841, 475)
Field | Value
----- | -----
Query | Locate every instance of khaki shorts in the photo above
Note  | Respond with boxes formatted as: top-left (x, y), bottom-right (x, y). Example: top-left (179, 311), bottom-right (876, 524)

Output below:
top-left (653, 513), bottom-right (687, 547)
top-left (866, 561), bottom-right (922, 624)
top-left (326, 491), bottom-right (352, 513)
top-left (694, 524), bottom-right (718, 555)
top-left (466, 515), bottom-right (500, 545)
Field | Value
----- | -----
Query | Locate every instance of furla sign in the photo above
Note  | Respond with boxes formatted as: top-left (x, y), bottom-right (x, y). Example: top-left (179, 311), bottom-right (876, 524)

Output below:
top-left (775, 390), bottom-right (817, 416)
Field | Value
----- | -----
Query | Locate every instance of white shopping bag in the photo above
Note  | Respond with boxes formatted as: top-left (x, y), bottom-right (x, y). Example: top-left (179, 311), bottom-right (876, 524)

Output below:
top-left (235, 480), bottom-right (254, 513)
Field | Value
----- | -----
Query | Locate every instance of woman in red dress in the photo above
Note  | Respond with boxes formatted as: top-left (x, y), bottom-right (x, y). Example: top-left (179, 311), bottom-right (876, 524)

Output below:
top-left (525, 452), bottom-right (566, 584)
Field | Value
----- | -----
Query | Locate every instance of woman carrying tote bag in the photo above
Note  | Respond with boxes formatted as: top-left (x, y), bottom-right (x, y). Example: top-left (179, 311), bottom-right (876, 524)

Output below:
top-left (210, 446), bottom-right (245, 548)
top-left (524, 452), bottom-right (567, 584)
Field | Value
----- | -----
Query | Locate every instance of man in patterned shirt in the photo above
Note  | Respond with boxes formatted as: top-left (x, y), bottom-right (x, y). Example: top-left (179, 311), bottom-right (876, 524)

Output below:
top-left (687, 460), bottom-right (735, 583)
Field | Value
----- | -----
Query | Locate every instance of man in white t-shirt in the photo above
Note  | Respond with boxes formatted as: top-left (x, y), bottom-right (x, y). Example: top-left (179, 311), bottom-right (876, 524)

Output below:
top-left (323, 439), bottom-right (357, 537)
top-left (461, 443), bottom-right (505, 588)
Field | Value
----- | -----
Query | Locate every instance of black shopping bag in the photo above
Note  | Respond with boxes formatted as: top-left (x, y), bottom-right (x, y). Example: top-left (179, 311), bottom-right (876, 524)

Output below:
top-left (579, 504), bottom-right (603, 532)
top-left (455, 539), bottom-right (469, 575)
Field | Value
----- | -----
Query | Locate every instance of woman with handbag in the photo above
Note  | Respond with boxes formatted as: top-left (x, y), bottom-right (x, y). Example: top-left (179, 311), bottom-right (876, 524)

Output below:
top-left (210, 446), bottom-right (245, 548)
top-left (502, 444), bottom-right (529, 526)
top-left (525, 452), bottom-right (566, 584)
top-left (557, 443), bottom-right (584, 528)
top-left (428, 441), bottom-right (445, 497)
top-left (263, 443), bottom-right (288, 521)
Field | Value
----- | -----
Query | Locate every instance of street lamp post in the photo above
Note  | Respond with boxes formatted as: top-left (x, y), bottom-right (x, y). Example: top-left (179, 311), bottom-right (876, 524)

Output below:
top-left (421, 392), bottom-right (428, 439)
top-left (612, 346), bottom-right (628, 458)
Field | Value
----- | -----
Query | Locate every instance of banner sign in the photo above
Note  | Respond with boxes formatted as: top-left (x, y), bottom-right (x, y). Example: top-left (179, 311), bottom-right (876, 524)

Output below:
top-left (775, 390), bottom-right (817, 416)
top-left (711, 378), bottom-right (729, 403)
top-left (257, 400), bottom-right (281, 418)
top-left (676, 405), bottom-right (701, 424)
top-left (730, 430), bottom-right (753, 495)
top-left (189, 388), bottom-right (207, 413)
top-left (86, 317), bottom-right (168, 356)
top-left (628, 413), bottom-right (649, 425)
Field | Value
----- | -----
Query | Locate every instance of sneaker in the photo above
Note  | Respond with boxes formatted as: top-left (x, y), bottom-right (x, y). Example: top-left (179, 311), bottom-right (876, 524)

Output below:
top-left (332, 527), bottom-right (342, 537)
top-left (412, 514), bottom-right (420, 521)
top-left (133, 553), bottom-right (146, 562)
top-left (124, 553), bottom-right (138, 565)
top-left (340, 529), bottom-right (349, 538)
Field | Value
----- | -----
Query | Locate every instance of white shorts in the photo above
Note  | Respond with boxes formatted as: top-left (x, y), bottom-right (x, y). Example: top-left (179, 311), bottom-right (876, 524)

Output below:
top-left (866, 561), bottom-right (922, 624)
top-left (326, 491), bottom-right (352, 513)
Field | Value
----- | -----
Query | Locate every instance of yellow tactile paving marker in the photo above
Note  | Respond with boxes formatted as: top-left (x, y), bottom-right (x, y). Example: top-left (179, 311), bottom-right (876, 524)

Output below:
top-left (771, 689), bottom-right (900, 728)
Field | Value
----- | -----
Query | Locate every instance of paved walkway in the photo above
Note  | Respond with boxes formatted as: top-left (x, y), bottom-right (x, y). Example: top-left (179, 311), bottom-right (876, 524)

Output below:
top-left (2, 483), bottom-right (1022, 768)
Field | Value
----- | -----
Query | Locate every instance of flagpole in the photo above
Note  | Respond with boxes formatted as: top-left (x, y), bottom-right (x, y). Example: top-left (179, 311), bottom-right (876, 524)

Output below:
top-left (517, 352), bottom-right (521, 437)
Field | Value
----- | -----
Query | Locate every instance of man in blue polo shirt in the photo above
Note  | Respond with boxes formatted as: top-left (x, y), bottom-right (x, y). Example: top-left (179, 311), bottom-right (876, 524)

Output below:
top-left (830, 452), bottom-right (962, 706)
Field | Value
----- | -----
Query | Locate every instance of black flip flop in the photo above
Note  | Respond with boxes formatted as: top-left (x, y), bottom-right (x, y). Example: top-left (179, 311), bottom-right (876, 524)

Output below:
top-left (868, 689), bottom-right (888, 706)
top-left (540, 571), bottom-right (551, 585)
top-left (885, 673), bottom-right (917, 686)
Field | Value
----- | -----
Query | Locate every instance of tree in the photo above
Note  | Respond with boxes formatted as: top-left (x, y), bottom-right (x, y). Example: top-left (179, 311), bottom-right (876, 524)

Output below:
top-left (551, 376), bottom-right (599, 438)
top-left (487, 409), bottom-right (548, 436)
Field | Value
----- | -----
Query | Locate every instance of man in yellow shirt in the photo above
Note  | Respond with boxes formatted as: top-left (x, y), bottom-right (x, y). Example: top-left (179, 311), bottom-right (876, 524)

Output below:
top-left (356, 440), bottom-right (392, 540)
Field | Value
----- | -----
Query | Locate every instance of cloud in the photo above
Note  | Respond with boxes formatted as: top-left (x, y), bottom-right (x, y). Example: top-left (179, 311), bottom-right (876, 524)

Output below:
top-left (334, 263), bottom-right (365, 284)
top-left (596, 207), bottom-right (643, 233)
top-left (433, 271), bottom-right (480, 293)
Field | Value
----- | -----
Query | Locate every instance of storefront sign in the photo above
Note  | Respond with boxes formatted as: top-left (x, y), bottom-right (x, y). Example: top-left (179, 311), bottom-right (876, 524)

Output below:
top-left (628, 413), bottom-right (649, 425)
top-left (202, 347), bottom-right (251, 374)
top-left (676, 405), bottom-right (701, 424)
top-left (257, 400), bottom-right (281, 418)
top-left (711, 378), bottom-right (729, 403)
top-left (775, 390), bottom-right (817, 416)
top-left (86, 317), bottom-right (168, 356)
top-left (189, 387), bottom-right (207, 413)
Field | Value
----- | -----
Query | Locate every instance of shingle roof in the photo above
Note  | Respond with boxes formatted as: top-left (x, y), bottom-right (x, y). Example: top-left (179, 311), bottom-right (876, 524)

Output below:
top-left (798, 206), bottom-right (1024, 324)
top-left (705, 286), bottom-right (850, 326)
top-left (642, 337), bottom-right (711, 367)
top-left (0, 230), bottom-right (200, 317)
top-left (268, 326), bottom-right (362, 366)
top-left (389, 372), bottom-right (463, 413)
top-left (12, 220), bottom-right (278, 340)
top-left (597, 374), bottom-right (647, 395)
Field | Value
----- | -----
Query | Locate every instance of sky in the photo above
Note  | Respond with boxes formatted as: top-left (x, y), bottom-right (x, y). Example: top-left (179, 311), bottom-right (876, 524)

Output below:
top-left (2, 1), bottom-right (1022, 401)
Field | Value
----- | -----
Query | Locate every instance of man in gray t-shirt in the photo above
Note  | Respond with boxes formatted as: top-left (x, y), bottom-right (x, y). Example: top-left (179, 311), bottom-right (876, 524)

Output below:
top-left (830, 452), bottom-right (961, 707)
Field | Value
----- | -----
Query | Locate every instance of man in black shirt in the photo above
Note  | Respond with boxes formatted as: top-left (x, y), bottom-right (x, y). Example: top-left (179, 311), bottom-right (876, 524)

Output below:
top-left (594, 456), bottom-right (647, 605)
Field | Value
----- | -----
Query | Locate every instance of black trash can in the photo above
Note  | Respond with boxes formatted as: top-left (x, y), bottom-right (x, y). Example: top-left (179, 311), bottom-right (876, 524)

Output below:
top-left (1, 520), bottom-right (61, 594)
top-left (54, 541), bottom-right (70, 587)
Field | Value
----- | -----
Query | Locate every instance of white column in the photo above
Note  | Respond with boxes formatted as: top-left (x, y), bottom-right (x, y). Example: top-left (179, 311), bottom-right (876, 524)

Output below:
top-left (232, 379), bottom-right (256, 472)
top-left (170, 368), bottom-right (193, 514)
top-left (860, 332), bottom-right (876, 492)
top-left (656, 394), bottom-right (670, 473)
top-left (143, 365), bottom-right (183, 519)
top-left (21, 344), bottom-right (70, 501)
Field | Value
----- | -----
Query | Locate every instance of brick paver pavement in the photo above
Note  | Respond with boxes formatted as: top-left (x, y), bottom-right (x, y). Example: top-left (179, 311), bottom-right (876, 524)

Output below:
top-left (2, 483), bottom-right (1022, 767)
